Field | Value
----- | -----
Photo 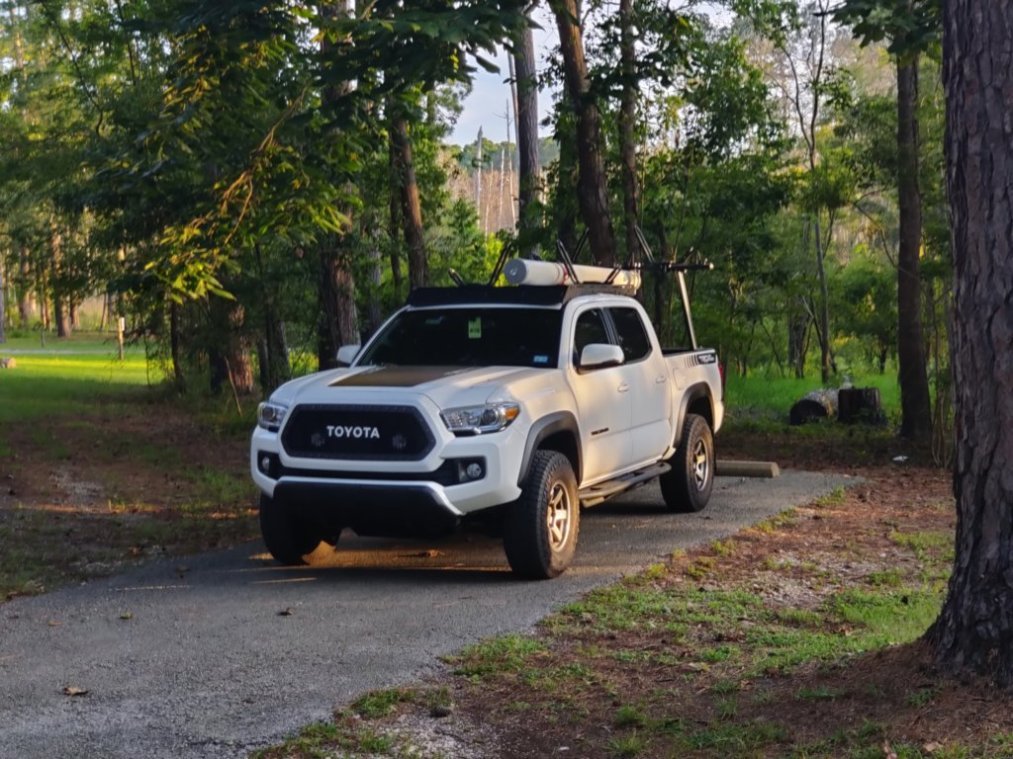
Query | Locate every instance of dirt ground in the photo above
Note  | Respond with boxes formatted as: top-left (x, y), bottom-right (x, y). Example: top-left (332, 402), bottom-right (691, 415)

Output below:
top-left (294, 440), bottom-right (1013, 759)
top-left (4, 400), bottom-right (1011, 757)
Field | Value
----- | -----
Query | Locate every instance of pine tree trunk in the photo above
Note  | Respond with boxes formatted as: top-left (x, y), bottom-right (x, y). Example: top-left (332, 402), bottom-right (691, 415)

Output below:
top-left (169, 300), bottom-right (185, 390)
top-left (18, 248), bottom-right (32, 327)
top-left (316, 245), bottom-right (359, 370)
top-left (896, 56), bottom-right (932, 441)
top-left (927, 0), bottom-right (1013, 687)
top-left (49, 228), bottom-right (71, 338)
top-left (513, 22), bottom-right (541, 255)
top-left (316, 0), bottom-right (359, 370)
top-left (387, 142), bottom-right (404, 302)
top-left (619, 0), bottom-right (639, 262)
top-left (550, 0), bottom-right (616, 266)
top-left (0, 256), bottom-right (6, 343)
top-left (390, 114), bottom-right (427, 289)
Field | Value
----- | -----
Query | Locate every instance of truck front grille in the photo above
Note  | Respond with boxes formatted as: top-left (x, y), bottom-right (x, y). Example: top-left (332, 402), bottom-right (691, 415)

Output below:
top-left (281, 404), bottom-right (435, 461)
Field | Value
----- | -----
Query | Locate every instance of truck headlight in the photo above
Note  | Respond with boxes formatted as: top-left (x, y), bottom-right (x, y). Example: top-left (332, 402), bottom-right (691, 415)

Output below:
top-left (441, 403), bottom-right (520, 435)
top-left (257, 401), bottom-right (289, 432)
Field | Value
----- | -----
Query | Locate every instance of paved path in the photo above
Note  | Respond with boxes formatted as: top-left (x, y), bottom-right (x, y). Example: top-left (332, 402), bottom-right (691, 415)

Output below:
top-left (0, 471), bottom-right (854, 758)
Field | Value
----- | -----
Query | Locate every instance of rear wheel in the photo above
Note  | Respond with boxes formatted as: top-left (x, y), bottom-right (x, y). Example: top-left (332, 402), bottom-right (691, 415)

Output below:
top-left (660, 413), bottom-right (714, 513)
top-left (258, 493), bottom-right (323, 565)
top-left (504, 451), bottom-right (579, 579)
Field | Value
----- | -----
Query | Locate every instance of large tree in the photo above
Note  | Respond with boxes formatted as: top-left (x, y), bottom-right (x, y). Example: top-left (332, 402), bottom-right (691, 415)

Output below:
top-left (549, 0), bottom-right (617, 266)
top-left (927, 0), bottom-right (1013, 686)
top-left (833, 0), bottom-right (938, 440)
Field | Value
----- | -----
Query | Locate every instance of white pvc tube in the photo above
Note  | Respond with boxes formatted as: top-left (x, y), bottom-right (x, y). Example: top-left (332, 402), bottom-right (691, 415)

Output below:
top-left (503, 258), bottom-right (642, 289)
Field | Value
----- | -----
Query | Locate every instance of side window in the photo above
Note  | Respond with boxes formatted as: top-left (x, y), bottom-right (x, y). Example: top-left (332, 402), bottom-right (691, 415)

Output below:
top-left (609, 307), bottom-right (652, 362)
top-left (573, 309), bottom-right (611, 366)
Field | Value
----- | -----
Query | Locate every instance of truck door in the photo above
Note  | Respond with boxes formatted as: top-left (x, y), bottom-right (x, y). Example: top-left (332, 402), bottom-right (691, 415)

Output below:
top-left (608, 306), bottom-right (673, 465)
top-left (567, 307), bottom-right (634, 483)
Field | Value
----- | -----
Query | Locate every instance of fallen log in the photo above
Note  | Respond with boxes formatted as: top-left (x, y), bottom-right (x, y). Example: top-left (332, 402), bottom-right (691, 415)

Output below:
top-left (716, 460), bottom-right (780, 478)
top-left (789, 389), bottom-right (838, 425)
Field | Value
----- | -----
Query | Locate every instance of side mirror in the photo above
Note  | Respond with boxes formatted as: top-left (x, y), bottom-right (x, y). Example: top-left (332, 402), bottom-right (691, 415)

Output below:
top-left (579, 343), bottom-right (624, 370)
top-left (336, 345), bottom-right (361, 367)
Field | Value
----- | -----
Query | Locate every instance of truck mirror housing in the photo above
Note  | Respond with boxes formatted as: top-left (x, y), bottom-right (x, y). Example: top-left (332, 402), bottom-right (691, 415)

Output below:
top-left (579, 343), bottom-right (624, 370)
top-left (336, 345), bottom-right (361, 367)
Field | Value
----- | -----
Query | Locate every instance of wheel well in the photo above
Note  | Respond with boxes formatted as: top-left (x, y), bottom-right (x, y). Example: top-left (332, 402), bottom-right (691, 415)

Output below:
top-left (687, 395), bottom-right (713, 429)
top-left (538, 431), bottom-right (580, 482)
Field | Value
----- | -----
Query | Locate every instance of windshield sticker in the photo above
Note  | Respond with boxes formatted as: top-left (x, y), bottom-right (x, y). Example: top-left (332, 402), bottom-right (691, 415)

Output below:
top-left (468, 317), bottom-right (482, 339)
top-left (533, 355), bottom-right (549, 365)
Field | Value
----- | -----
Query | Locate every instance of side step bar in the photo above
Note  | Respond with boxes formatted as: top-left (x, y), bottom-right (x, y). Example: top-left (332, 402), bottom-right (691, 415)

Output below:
top-left (578, 462), bottom-right (671, 507)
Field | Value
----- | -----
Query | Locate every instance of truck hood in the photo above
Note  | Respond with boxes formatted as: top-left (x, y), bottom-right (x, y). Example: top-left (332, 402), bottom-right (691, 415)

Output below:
top-left (272, 365), bottom-right (547, 410)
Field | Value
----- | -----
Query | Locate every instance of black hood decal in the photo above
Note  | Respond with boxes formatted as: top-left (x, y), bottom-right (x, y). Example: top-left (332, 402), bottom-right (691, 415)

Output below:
top-left (330, 365), bottom-right (470, 388)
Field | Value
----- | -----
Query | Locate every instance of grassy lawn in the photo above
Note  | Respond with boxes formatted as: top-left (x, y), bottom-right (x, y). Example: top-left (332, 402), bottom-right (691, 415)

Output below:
top-left (0, 333), bottom-right (258, 600)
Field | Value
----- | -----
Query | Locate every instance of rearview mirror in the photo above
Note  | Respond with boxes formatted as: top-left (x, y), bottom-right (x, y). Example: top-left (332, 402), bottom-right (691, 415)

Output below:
top-left (336, 345), bottom-right (361, 367)
top-left (579, 343), bottom-right (624, 370)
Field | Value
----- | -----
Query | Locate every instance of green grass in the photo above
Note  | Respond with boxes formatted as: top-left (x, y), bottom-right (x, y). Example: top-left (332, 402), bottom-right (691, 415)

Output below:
top-left (0, 334), bottom-right (156, 423)
top-left (724, 371), bottom-right (901, 421)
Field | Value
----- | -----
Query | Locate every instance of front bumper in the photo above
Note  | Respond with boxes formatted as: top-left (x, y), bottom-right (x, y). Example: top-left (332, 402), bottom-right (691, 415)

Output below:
top-left (250, 402), bottom-right (527, 532)
top-left (271, 480), bottom-right (463, 537)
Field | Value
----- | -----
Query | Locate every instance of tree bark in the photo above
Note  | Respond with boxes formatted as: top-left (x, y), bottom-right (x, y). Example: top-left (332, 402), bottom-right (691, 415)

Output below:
top-left (513, 19), bottom-right (541, 254)
top-left (619, 0), bottom-right (640, 262)
top-left (18, 247), bottom-right (32, 327)
top-left (390, 113), bottom-right (427, 289)
top-left (896, 56), bottom-right (933, 441)
top-left (316, 0), bottom-right (360, 369)
top-left (0, 255), bottom-right (6, 344)
top-left (49, 227), bottom-right (71, 338)
top-left (317, 246), bottom-right (359, 369)
top-left (209, 297), bottom-right (254, 396)
top-left (387, 139), bottom-right (404, 301)
top-left (927, 0), bottom-right (1013, 687)
top-left (169, 300), bottom-right (185, 390)
top-left (549, 0), bottom-right (616, 266)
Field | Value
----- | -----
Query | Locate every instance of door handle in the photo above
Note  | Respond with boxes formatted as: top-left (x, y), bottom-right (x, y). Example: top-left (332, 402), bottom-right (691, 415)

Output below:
top-left (655, 375), bottom-right (667, 384)
top-left (618, 383), bottom-right (630, 393)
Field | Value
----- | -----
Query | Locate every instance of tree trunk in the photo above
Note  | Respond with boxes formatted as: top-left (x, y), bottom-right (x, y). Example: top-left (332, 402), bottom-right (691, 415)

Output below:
top-left (49, 227), bottom-right (70, 338)
top-left (317, 245), bottom-right (359, 370)
top-left (513, 20), bottom-right (541, 255)
top-left (896, 56), bottom-right (933, 441)
top-left (209, 297), bottom-right (254, 396)
top-left (549, 0), bottom-right (616, 266)
top-left (619, 0), bottom-right (639, 263)
top-left (169, 300), bottom-right (185, 390)
top-left (927, 0), bottom-right (1013, 687)
top-left (18, 248), bottom-right (32, 327)
top-left (387, 141), bottom-right (404, 301)
top-left (316, 0), bottom-right (360, 370)
top-left (0, 256), bottom-right (6, 343)
top-left (813, 216), bottom-right (831, 383)
top-left (390, 113), bottom-right (427, 289)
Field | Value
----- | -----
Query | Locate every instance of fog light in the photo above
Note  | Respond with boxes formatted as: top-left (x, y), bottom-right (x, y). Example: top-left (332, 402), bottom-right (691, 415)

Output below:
top-left (260, 456), bottom-right (272, 474)
top-left (465, 462), bottom-right (483, 480)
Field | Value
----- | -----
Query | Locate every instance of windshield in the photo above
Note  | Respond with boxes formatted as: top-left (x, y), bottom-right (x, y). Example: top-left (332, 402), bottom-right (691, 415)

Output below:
top-left (359, 307), bottom-right (563, 368)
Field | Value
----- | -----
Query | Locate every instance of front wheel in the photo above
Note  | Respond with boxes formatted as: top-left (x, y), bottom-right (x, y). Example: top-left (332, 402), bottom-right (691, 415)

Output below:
top-left (259, 493), bottom-right (323, 565)
top-left (660, 413), bottom-right (714, 513)
top-left (504, 451), bottom-right (580, 579)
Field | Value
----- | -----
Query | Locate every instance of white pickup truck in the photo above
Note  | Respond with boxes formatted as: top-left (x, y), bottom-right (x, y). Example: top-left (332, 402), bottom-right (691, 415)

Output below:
top-left (251, 266), bottom-right (724, 579)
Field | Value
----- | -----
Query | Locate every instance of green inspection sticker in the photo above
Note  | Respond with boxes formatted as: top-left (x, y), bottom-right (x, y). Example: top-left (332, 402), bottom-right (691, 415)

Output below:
top-left (468, 317), bottom-right (482, 339)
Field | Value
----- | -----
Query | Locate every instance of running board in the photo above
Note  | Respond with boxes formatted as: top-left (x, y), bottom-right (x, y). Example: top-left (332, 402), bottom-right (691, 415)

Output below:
top-left (579, 462), bottom-right (671, 507)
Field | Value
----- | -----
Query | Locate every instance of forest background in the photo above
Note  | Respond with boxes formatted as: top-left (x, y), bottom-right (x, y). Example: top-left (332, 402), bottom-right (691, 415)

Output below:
top-left (0, 0), bottom-right (946, 452)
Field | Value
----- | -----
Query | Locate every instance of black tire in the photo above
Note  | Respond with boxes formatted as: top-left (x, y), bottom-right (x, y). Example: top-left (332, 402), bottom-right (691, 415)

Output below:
top-left (258, 493), bottom-right (322, 565)
top-left (660, 413), bottom-right (714, 513)
top-left (504, 451), bottom-right (580, 579)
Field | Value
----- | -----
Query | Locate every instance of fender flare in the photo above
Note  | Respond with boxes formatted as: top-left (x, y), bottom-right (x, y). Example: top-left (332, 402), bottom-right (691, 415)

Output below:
top-left (517, 411), bottom-right (582, 487)
top-left (674, 383), bottom-right (714, 445)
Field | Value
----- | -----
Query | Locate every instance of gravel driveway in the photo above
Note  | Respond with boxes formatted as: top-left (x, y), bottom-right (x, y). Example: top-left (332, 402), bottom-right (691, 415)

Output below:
top-left (0, 470), bottom-right (853, 758)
